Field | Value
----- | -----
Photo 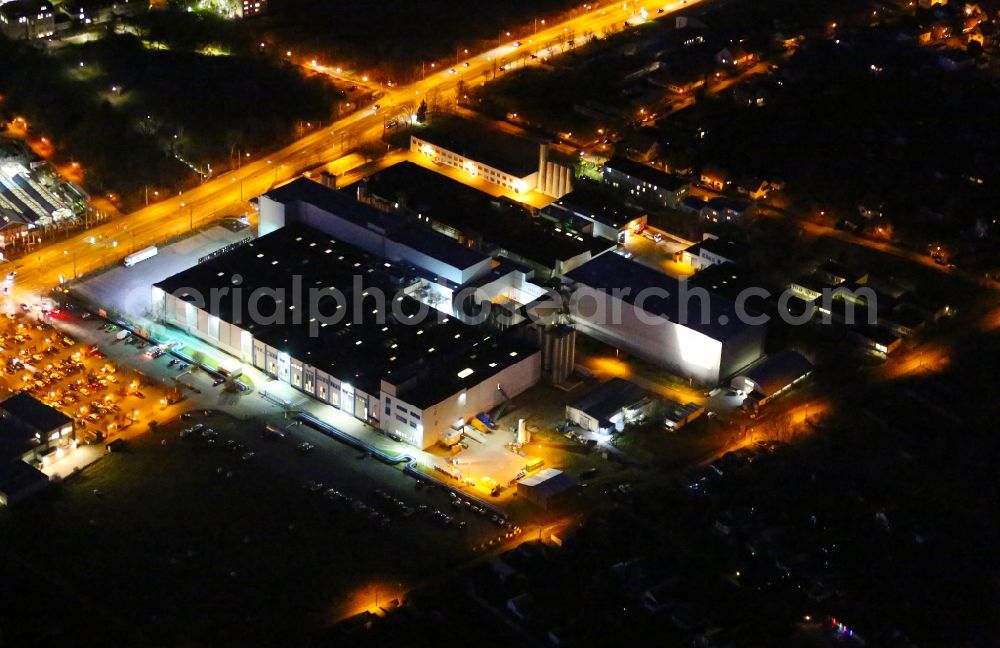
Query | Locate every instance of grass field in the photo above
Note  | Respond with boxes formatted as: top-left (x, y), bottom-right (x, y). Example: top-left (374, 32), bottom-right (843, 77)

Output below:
top-left (0, 414), bottom-right (478, 646)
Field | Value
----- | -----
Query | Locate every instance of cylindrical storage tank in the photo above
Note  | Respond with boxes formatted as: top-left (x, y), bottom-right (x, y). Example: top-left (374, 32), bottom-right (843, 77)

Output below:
top-left (517, 418), bottom-right (531, 445)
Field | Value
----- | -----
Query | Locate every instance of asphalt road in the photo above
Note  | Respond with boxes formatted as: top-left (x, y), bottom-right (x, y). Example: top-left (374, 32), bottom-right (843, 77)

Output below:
top-left (1, 0), bottom-right (708, 302)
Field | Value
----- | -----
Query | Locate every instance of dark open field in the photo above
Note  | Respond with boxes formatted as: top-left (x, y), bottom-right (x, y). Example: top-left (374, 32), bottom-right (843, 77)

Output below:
top-left (0, 413), bottom-right (486, 646)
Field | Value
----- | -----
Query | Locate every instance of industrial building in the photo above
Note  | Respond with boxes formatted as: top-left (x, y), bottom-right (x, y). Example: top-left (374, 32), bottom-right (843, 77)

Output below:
top-left (0, 141), bottom-right (88, 242)
top-left (1, 392), bottom-right (75, 464)
top-left (153, 222), bottom-right (541, 449)
top-left (731, 350), bottom-right (813, 411)
top-left (678, 235), bottom-right (749, 271)
top-left (257, 176), bottom-right (555, 323)
top-left (541, 184), bottom-right (648, 242)
top-left (258, 177), bottom-right (493, 286)
top-left (566, 378), bottom-right (657, 434)
top-left (662, 400), bottom-right (704, 430)
top-left (0, 392), bottom-right (74, 505)
top-left (851, 324), bottom-right (902, 355)
top-left (357, 162), bottom-right (613, 278)
top-left (410, 115), bottom-right (572, 197)
top-left (564, 253), bottom-right (766, 385)
top-left (0, 460), bottom-right (49, 506)
top-left (517, 468), bottom-right (576, 510)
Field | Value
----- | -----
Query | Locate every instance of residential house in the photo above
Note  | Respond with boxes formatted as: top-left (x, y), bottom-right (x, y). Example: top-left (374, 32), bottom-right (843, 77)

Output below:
top-left (699, 165), bottom-right (731, 191)
top-left (679, 196), bottom-right (707, 214)
top-left (603, 157), bottom-right (690, 209)
top-left (715, 45), bottom-right (755, 68)
top-left (736, 175), bottom-right (769, 200)
top-left (700, 197), bottom-right (752, 223)
top-left (0, 0), bottom-right (55, 39)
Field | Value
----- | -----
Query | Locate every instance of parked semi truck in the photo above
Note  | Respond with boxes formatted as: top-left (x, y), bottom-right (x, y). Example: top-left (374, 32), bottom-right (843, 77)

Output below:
top-left (123, 246), bottom-right (157, 267)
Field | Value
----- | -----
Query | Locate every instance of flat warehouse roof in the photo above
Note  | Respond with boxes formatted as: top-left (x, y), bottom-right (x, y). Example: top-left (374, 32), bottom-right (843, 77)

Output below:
top-left (546, 184), bottom-right (647, 230)
top-left (389, 335), bottom-right (539, 410)
top-left (359, 162), bottom-right (611, 269)
top-left (736, 351), bottom-right (812, 396)
top-left (412, 115), bottom-right (541, 178)
top-left (155, 224), bottom-right (531, 396)
top-left (155, 224), bottom-right (390, 325)
top-left (685, 236), bottom-right (749, 261)
top-left (264, 178), bottom-right (489, 271)
top-left (566, 253), bottom-right (755, 342)
top-left (570, 378), bottom-right (651, 424)
top-left (2, 392), bottom-right (72, 432)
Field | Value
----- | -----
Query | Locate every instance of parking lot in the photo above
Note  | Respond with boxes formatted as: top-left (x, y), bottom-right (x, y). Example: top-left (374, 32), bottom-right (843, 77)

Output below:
top-left (620, 227), bottom-right (696, 279)
top-left (0, 306), bottom-right (177, 449)
top-left (13, 300), bottom-right (529, 551)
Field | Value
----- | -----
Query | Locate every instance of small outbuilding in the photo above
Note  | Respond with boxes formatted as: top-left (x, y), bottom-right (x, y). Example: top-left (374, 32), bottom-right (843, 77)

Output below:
top-left (663, 400), bottom-right (705, 430)
top-left (566, 378), bottom-right (656, 434)
top-left (731, 350), bottom-right (813, 411)
top-left (0, 460), bottom-right (49, 506)
top-left (0, 392), bottom-right (75, 463)
top-left (518, 469), bottom-right (576, 510)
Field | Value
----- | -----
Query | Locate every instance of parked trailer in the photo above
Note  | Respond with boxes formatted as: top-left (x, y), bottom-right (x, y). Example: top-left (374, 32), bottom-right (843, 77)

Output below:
top-left (123, 246), bottom-right (158, 267)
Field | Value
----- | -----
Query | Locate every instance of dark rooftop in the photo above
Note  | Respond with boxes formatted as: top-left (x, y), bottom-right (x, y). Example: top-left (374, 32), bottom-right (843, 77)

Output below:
top-left (389, 334), bottom-right (539, 410)
top-left (155, 223), bottom-right (531, 396)
top-left (412, 115), bottom-right (541, 178)
top-left (684, 236), bottom-right (749, 263)
top-left (565, 253), bottom-right (757, 342)
top-left (603, 157), bottom-right (690, 192)
top-left (357, 162), bottom-right (612, 270)
top-left (1, 392), bottom-right (72, 433)
top-left (266, 177), bottom-right (393, 229)
top-left (570, 378), bottom-right (651, 425)
top-left (0, 419), bottom-right (39, 464)
top-left (705, 196), bottom-right (751, 213)
top-left (264, 178), bottom-right (488, 272)
top-left (0, 0), bottom-right (52, 18)
top-left (0, 460), bottom-right (48, 498)
top-left (817, 259), bottom-right (867, 283)
top-left (736, 350), bottom-right (813, 397)
top-left (688, 262), bottom-right (765, 305)
top-left (852, 324), bottom-right (900, 347)
top-left (545, 183), bottom-right (647, 230)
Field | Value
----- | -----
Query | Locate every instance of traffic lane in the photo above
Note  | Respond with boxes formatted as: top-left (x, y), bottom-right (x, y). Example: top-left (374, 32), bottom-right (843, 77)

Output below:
top-left (6, 0), bottom-right (713, 298)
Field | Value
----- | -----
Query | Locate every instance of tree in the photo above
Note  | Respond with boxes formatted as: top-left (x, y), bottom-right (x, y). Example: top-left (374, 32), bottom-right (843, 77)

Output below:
top-left (416, 99), bottom-right (428, 123)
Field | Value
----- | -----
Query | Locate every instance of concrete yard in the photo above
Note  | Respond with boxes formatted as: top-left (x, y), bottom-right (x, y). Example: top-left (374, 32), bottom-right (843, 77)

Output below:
top-left (621, 227), bottom-right (696, 279)
top-left (70, 224), bottom-right (250, 319)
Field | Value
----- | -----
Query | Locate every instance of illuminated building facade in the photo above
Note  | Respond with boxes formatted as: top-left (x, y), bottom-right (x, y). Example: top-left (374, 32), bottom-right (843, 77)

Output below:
top-left (565, 253), bottom-right (765, 385)
top-left (153, 223), bottom-right (540, 449)
top-left (0, 0), bottom-right (54, 39)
